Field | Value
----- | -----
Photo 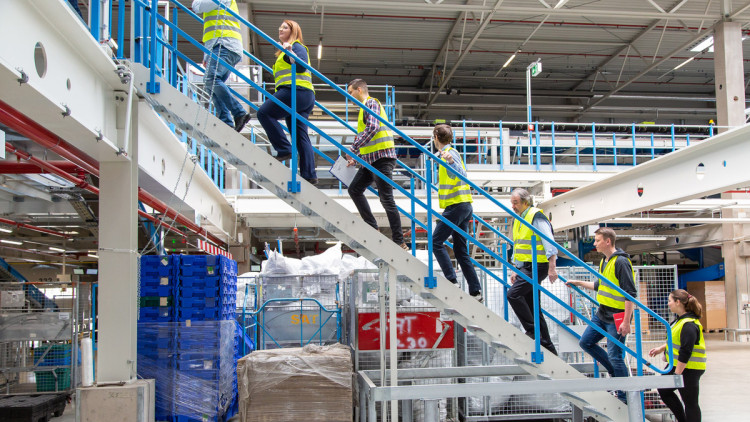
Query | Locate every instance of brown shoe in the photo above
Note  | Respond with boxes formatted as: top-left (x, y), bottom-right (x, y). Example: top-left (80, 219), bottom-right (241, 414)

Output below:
top-left (399, 243), bottom-right (410, 251)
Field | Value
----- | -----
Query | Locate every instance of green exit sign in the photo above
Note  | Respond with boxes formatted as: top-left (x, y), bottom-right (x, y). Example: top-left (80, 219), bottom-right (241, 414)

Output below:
top-left (531, 61), bottom-right (542, 77)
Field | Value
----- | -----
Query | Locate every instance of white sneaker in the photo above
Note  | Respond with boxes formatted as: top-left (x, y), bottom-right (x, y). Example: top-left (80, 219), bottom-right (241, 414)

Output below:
top-left (471, 292), bottom-right (483, 303)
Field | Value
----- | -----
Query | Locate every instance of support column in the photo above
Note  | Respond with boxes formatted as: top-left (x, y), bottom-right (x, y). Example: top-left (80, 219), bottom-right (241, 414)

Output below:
top-left (96, 97), bottom-right (139, 382)
top-left (713, 21), bottom-right (746, 132)
top-left (721, 192), bottom-right (750, 333)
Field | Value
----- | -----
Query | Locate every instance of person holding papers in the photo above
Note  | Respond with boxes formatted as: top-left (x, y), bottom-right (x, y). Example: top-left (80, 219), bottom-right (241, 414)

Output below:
top-left (565, 227), bottom-right (635, 403)
top-left (345, 79), bottom-right (407, 251)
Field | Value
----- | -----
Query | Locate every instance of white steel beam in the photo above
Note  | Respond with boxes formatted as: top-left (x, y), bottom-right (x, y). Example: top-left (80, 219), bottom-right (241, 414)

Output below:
top-left (0, 0), bottom-right (127, 162)
top-left (607, 217), bottom-right (750, 224)
top-left (136, 100), bottom-right (236, 239)
top-left (619, 224), bottom-right (726, 253)
top-left (540, 124), bottom-right (750, 230)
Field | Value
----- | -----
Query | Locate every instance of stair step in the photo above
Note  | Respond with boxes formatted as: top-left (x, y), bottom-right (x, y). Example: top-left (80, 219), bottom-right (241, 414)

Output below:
top-left (467, 325), bottom-right (484, 333)
top-left (561, 392), bottom-right (589, 406)
top-left (490, 340), bottom-right (511, 351)
top-left (536, 373), bottom-right (551, 380)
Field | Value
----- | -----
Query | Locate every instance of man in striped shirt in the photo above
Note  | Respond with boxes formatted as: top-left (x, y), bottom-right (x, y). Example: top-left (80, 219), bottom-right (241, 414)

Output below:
top-left (345, 79), bottom-right (407, 250)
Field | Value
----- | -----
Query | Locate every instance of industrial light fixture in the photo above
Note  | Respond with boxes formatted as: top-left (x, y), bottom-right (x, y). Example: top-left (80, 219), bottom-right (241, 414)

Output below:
top-left (49, 246), bottom-right (66, 252)
top-left (502, 51), bottom-right (517, 69)
top-left (317, 39), bottom-right (323, 61)
top-left (0, 227), bottom-right (12, 233)
top-left (690, 36), bottom-right (713, 53)
top-left (672, 56), bottom-right (695, 70)
top-left (87, 253), bottom-right (99, 259)
top-left (0, 239), bottom-right (22, 245)
top-left (630, 235), bottom-right (667, 241)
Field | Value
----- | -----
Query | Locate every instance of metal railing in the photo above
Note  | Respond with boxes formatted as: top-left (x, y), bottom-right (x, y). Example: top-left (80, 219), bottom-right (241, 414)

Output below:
top-left (117, 0), bottom-right (675, 405)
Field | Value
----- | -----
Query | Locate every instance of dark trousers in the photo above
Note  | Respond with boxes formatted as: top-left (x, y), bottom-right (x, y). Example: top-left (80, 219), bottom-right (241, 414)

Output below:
top-left (257, 86), bottom-right (317, 180)
top-left (348, 157), bottom-right (403, 245)
top-left (507, 262), bottom-right (557, 354)
top-left (432, 202), bottom-right (481, 295)
top-left (658, 368), bottom-right (704, 422)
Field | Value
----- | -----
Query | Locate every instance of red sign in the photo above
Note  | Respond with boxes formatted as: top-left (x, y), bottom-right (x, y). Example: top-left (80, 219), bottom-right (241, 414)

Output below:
top-left (357, 311), bottom-right (455, 350)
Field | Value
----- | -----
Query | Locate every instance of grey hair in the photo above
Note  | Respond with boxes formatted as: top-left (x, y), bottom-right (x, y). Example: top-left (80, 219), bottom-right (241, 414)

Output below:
top-left (511, 188), bottom-right (533, 206)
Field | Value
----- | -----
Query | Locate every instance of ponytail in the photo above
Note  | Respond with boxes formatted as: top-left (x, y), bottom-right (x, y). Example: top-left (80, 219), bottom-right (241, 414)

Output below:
top-left (671, 289), bottom-right (703, 319)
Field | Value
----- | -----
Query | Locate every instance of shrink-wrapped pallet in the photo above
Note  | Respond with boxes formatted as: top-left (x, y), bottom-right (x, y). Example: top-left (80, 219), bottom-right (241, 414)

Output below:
top-left (237, 343), bottom-right (353, 422)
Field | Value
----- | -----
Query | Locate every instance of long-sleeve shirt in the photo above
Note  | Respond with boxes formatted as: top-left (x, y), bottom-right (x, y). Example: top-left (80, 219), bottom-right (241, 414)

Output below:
top-left (351, 98), bottom-right (396, 164)
top-left (192, 0), bottom-right (243, 59)
top-left (513, 207), bottom-right (557, 267)
top-left (439, 145), bottom-right (467, 177)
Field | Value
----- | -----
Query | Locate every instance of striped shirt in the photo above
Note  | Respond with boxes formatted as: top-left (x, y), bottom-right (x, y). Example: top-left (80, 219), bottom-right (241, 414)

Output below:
top-left (351, 98), bottom-right (397, 164)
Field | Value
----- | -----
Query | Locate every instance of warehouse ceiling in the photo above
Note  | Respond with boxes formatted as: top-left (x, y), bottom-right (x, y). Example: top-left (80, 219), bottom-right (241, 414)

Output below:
top-left (233, 0), bottom-right (750, 123)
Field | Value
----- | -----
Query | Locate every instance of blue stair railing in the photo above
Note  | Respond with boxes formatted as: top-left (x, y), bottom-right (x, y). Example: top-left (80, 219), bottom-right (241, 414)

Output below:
top-left (124, 0), bottom-right (675, 391)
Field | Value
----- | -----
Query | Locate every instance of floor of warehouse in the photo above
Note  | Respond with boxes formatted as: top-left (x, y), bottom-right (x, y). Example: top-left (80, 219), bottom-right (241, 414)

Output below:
top-left (50, 333), bottom-right (748, 421)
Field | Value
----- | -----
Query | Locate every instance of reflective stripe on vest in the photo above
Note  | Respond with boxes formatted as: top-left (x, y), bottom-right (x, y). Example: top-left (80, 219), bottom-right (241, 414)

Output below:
top-left (668, 317), bottom-right (707, 370)
top-left (273, 41), bottom-right (315, 92)
top-left (595, 256), bottom-right (634, 310)
top-left (512, 207), bottom-right (548, 263)
top-left (357, 97), bottom-right (394, 156)
top-left (437, 146), bottom-right (472, 208)
top-left (202, 0), bottom-right (242, 43)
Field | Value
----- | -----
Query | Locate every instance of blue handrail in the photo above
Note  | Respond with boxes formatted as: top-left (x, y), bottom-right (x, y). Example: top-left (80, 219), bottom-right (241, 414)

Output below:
top-left (129, 0), bottom-right (675, 372)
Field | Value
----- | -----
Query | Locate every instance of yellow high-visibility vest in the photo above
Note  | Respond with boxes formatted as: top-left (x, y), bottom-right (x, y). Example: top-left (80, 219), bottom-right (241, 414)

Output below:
top-left (273, 40), bottom-right (314, 92)
top-left (596, 255), bottom-right (634, 310)
top-left (357, 97), bottom-right (394, 156)
top-left (667, 317), bottom-right (707, 370)
top-left (512, 207), bottom-right (548, 264)
top-left (202, 0), bottom-right (242, 43)
top-left (437, 146), bottom-right (472, 209)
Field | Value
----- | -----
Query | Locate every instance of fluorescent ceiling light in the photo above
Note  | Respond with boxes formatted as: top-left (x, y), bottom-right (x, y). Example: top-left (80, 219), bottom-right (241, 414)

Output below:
top-left (61, 231), bottom-right (79, 235)
top-left (672, 56), bottom-right (694, 70)
top-left (87, 253), bottom-right (99, 259)
top-left (691, 36), bottom-right (713, 52)
top-left (0, 227), bottom-right (12, 233)
top-left (49, 246), bottom-right (66, 252)
top-left (630, 235), bottom-right (667, 241)
top-left (325, 241), bottom-right (340, 245)
top-left (1, 239), bottom-right (22, 245)
top-left (317, 41), bottom-right (323, 60)
top-left (502, 53), bottom-right (517, 69)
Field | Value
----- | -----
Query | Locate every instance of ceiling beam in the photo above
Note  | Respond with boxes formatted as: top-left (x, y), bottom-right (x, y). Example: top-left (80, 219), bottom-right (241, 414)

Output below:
top-left (267, 0), bottom-right (726, 21)
top-left (418, 5), bottom-right (468, 89)
top-left (424, 0), bottom-right (506, 112)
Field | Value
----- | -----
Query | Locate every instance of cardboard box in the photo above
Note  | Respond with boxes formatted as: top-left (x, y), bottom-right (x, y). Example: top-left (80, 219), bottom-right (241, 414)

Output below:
top-left (686, 280), bottom-right (727, 331)
top-left (237, 344), bottom-right (352, 422)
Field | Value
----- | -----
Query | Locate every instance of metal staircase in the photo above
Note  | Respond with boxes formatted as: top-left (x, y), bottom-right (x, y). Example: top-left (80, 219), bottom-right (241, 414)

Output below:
top-left (0, 257), bottom-right (57, 309)
top-left (131, 63), bottom-right (663, 422)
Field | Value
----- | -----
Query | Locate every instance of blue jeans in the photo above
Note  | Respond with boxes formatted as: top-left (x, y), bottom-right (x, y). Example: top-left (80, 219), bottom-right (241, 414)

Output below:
top-left (579, 313), bottom-right (628, 401)
top-left (257, 87), bottom-right (317, 180)
top-left (432, 202), bottom-right (481, 295)
top-left (204, 44), bottom-right (245, 127)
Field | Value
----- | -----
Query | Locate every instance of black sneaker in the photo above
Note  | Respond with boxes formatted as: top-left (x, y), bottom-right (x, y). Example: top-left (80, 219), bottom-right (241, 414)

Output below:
top-left (234, 113), bottom-right (251, 132)
top-left (471, 291), bottom-right (484, 303)
top-left (304, 177), bottom-right (318, 185)
top-left (275, 153), bottom-right (292, 162)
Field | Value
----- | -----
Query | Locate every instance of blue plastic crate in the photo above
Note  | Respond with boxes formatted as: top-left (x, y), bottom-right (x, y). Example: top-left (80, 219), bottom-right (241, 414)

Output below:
top-left (140, 285), bottom-right (174, 297)
top-left (33, 344), bottom-right (71, 367)
top-left (175, 308), bottom-right (231, 322)
top-left (178, 274), bottom-right (222, 288)
top-left (176, 285), bottom-right (222, 298)
top-left (141, 255), bottom-right (176, 277)
top-left (176, 296), bottom-right (220, 309)
top-left (140, 274), bottom-right (175, 289)
top-left (138, 306), bottom-right (174, 322)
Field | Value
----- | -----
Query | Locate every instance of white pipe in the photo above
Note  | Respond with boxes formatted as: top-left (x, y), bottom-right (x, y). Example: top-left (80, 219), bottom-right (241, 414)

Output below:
top-left (81, 337), bottom-right (94, 387)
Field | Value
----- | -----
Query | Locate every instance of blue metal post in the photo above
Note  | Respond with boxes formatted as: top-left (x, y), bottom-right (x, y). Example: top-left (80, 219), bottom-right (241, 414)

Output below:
top-left (612, 133), bottom-right (617, 167)
top-left (498, 120), bottom-right (504, 170)
top-left (686, 133), bottom-right (690, 147)
top-left (502, 247), bottom-right (509, 321)
top-left (631, 123), bottom-right (637, 166)
top-left (462, 120), bottom-right (467, 164)
top-left (709, 123), bottom-right (714, 137)
top-left (117, 0), bottom-right (125, 58)
top-left (551, 122), bottom-right (556, 171)
top-left (410, 178), bottom-right (416, 256)
top-left (425, 165), bottom-right (436, 288)
top-left (147, 0), bottom-right (160, 93)
top-left (650, 133), bottom-right (655, 160)
top-left (90, 0), bottom-right (101, 41)
top-left (134, 1), bottom-right (142, 63)
top-left (219, 158), bottom-right (225, 192)
top-left (170, 6), bottom-right (179, 87)
top-left (634, 308), bottom-right (646, 419)
top-left (592, 123), bottom-right (597, 171)
top-left (530, 236), bottom-right (543, 363)
top-left (575, 132), bottom-right (580, 166)
top-left (288, 62), bottom-right (300, 193)
top-left (670, 124), bottom-right (675, 152)
top-left (200, 145), bottom-right (206, 169)
top-left (534, 122), bottom-right (541, 171)
top-left (251, 127), bottom-right (256, 144)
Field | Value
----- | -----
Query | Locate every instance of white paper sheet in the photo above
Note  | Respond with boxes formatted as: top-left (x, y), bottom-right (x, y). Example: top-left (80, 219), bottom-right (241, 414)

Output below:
top-left (329, 156), bottom-right (359, 187)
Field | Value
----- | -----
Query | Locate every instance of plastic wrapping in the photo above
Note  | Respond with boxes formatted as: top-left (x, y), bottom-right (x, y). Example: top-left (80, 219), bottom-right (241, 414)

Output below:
top-left (237, 343), bottom-right (352, 422)
top-left (137, 320), bottom-right (237, 420)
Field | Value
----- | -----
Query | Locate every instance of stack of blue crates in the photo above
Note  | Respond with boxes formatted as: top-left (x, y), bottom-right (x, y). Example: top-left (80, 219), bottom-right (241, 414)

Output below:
top-left (137, 255), bottom-right (178, 420)
top-left (137, 254), bottom-right (238, 422)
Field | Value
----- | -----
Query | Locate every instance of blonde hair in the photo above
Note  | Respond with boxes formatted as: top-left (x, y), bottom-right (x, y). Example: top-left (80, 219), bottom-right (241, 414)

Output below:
top-left (275, 20), bottom-right (305, 57)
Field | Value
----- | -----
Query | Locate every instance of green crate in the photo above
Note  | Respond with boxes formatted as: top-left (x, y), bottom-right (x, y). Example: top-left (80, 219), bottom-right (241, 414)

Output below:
top-left (139, 296), bottom-right (173, 307)
top-left (35, 368), bottom-right (71, 392)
